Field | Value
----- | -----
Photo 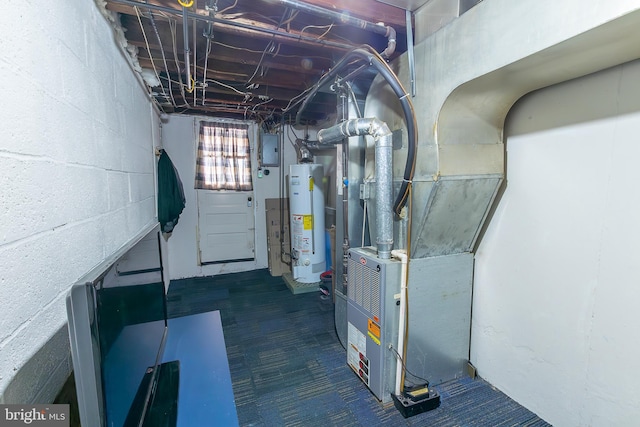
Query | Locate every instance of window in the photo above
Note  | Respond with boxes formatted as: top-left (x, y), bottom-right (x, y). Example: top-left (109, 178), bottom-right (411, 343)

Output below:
top-left (195, 121), bottom-right (253, 191)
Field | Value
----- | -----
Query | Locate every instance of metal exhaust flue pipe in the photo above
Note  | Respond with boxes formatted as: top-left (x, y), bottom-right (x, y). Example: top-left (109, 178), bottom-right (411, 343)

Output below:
top-left (294, 46), bottom-right (416, 217)
top-left (317, 118), bottom-right (393, 259)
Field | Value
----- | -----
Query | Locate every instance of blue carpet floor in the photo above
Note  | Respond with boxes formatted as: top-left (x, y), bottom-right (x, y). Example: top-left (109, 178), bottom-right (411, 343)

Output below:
top-left (167, 269), bottom-right (551, 427)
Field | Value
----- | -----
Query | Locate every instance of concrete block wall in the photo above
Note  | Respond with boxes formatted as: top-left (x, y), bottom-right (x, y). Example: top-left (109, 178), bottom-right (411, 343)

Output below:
top-left (0, 1), bottom-right (159, 403)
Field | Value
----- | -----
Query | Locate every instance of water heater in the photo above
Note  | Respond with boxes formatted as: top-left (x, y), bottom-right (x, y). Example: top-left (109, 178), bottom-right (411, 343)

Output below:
top-left (289, 163), bottom-right (325, 283)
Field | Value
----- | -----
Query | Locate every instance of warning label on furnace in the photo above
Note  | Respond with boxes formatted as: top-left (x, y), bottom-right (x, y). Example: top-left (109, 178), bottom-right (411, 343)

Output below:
top-left (347, 322), bottom-right (366, 370)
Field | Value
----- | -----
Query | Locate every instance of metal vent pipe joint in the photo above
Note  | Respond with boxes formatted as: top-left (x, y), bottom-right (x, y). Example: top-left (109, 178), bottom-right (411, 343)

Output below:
top-left (317, 118), bottom-right (393, 259)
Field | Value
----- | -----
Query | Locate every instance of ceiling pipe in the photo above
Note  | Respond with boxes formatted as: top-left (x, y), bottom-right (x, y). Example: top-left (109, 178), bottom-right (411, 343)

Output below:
top-left (182, 7), bottom-right (192, 92)
top-left (110, 0), bottom-right (354, 50)
top-left (274, 0), bottom-right (397, 58)
top-left (317, 118), bottom-right (394, 259)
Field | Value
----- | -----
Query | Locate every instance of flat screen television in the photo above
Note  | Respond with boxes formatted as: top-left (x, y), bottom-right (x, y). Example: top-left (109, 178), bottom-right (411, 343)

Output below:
top-left (67, 228), bottom-right (179, 427)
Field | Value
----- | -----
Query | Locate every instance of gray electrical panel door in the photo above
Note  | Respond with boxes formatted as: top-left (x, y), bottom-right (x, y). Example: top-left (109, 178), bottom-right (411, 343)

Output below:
top-left (260, 133), bottom-right (279, 166)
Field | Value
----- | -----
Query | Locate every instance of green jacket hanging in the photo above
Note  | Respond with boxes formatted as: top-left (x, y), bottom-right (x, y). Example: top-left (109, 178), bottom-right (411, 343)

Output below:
top-left (157, 150), bottom-right (185, 233)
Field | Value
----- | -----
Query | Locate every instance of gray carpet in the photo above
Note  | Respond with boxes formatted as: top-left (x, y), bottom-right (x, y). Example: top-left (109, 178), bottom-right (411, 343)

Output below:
top-left (167, 269), bottom-right (551, 426)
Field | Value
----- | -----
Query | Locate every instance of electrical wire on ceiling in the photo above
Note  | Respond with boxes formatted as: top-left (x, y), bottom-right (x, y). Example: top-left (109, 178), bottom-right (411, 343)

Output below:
top-left (202, 36), bottom-right (214, 106)
top-left (210, 40), bottom-right (331, 62)
top-left (281, 55), bottom-right (363, 115)
top-left (201, 0), bottom-right (218, 106)
top-left (218, 0), bottom-right (238, 15)
top-left (287, 123), bottom-right (302, 144)
top-left (148, 10), bottom-right (179, 108)
top-left (149, 5), bottom-right (280, 116)
top-left (220, 12), bottom-right (280, 26)
top-left (192, 12), bottom-right (197, 105)
top-left (300, 23), bottom-right (334, 40)
top-left (284, 10), bottom-right (299, 32)
top-left (133, 6), bottom-right (169, 105)
top-left (179, 0), bottom-right (194, 95)
top-left (245, 9), bottom-right (291, 86)
top-left (168, 18), bottom-right (186, 105)
top-left (169, 18), bottom-right (193, 107)
top-left (281, 85), bottom-right (315, 113)
top-left (344, 81), bottom-right (363, 118)
top-left (251, 97), bottom-right (275, 111)
top-left (111, 0), bottom-right (355, 50)
top-left (218, 12), bottom-right (352, 45)
top-left (107, 0), bottom-right (401, 121)
top-left (206, 78), bottom-right (250, 96)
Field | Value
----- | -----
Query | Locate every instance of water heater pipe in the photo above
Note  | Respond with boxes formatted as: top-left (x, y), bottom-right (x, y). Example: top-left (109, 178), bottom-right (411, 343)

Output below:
top-left (391, 248), bottom-right (408, 396)
top-left (317, 118), bottom-right (393, 259)
top-left (293, 138), bottom-right (314, 162)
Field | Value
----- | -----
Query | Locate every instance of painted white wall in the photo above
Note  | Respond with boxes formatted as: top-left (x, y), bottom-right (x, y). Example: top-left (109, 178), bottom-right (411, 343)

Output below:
top-left (472, 60), bottom-right (640, 426)
top-left (160, 115), bottom-right (317, 280)
top-left (0, 0), bottom-right (159, 403)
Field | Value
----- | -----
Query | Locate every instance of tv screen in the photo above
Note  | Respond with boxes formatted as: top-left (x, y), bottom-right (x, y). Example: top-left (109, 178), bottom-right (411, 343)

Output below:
top-left (67, 230), bottom-right (178, 427)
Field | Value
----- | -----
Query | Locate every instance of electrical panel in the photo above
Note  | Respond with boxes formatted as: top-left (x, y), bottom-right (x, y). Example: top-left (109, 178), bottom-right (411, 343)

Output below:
top-left (260, 133), bottom-right (279, 166)
top-left (346, 246), bottom-right (401, 403)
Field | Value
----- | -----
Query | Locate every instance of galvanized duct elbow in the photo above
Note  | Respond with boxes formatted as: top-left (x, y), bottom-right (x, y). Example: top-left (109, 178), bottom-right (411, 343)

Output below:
top-left (293, 138), bottom-right (314, 162)
top-left (295, 46), bottom-right (416, 217)
top-left (318, 118), bottom-right (393, 259)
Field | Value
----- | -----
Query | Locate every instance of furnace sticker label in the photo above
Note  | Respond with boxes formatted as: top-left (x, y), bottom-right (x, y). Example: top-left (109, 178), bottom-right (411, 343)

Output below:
top-left (347, 322), bottom-right (366, 368)
top-left (347, 322), bottom-right (370, 387)
top-left (367, 319), bottom-right (380, 339)
top-left (367, 331), bottom-right (380, 346)
top-left (367, 319), bottom-right (381, 345)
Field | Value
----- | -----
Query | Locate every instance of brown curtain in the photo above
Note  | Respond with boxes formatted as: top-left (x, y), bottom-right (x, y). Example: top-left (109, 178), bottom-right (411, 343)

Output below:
top-left (195, 121), bottom-right (253, 191)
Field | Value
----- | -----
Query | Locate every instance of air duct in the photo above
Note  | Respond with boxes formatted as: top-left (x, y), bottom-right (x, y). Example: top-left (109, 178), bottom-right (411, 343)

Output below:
top-left (317, 118), bottom-right (393, 259)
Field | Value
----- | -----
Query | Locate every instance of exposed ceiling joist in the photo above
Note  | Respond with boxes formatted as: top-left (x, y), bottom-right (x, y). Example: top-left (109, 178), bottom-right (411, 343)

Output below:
top-left (102, 0), bottom-right (409, 124)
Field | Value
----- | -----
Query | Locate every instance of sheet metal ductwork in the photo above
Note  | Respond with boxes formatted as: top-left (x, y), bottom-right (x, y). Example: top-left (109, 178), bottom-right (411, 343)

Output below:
top-left (318, 118), bottom-right (394, 259)
top-left (365, 1), bottom-right (640, 259)
top-left (359, 0), bottom-right (640, 392)
top-left (301, 0), bottom-right (640, 403)
top-left (364, 62), bottom-right (502, 259)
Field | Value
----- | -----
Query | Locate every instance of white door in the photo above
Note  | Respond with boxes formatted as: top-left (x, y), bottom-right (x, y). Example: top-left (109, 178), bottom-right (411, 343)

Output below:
top-left (197, 191), bottom-right (255, 264)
